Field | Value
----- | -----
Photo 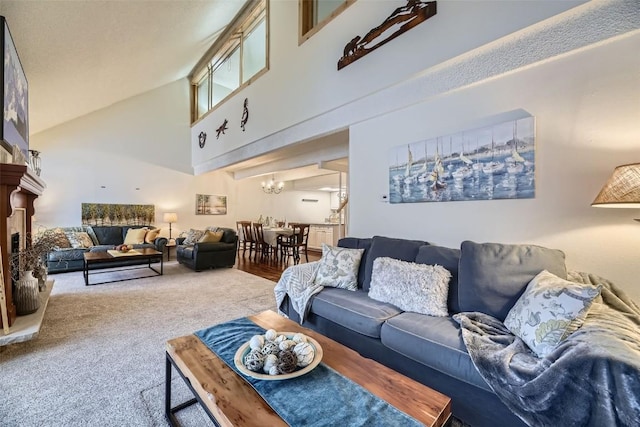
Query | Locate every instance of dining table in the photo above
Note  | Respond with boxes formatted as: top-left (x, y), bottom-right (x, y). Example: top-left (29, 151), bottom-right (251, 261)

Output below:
top-left (262, 227), bottom-right (293, 247)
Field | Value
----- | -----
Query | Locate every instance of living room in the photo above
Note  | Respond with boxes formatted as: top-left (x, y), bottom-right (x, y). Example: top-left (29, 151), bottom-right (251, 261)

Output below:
top-left (11, 0), bottom-right (636, 305)
top-left (1, 0), bottom-right (639, 426)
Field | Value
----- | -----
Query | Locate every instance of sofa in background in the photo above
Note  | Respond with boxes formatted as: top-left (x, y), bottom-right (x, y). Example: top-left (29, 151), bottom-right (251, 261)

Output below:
top-left (46, 225), bottom-right (167, 273)
top-left (176, 227), bottom-right (238, 271)
top-left (276, 236), bottom-right (640, 427)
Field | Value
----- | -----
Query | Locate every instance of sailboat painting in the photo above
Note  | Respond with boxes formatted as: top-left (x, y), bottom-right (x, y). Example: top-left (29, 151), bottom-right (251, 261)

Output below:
top-left (389, 116), bottom-right (535, 204)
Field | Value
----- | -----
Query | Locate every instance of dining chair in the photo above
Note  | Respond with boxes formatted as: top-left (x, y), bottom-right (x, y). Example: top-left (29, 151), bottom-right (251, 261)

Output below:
top-left (239, 221), bottom-right (255, 259)
top-left (252, 222), bottom-right (271, 260)
top-left (278, 223), bottom-right (310, 265)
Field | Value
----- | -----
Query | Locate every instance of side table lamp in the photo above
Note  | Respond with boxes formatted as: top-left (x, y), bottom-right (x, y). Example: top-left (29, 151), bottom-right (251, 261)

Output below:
top-left (163, 212), bottom-right (178, 244)
top-left (591, 163), bottom-right (640, 221)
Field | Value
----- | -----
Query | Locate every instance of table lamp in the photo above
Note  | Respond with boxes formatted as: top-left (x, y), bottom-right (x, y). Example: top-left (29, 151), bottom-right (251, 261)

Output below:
top-left (163, 212), bottom-right (178, 239)
top-left (591, 163), bottom-right (640, 221)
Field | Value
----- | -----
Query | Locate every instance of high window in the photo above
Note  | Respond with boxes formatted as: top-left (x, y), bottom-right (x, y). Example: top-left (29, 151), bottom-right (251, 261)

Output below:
top-left (191, 0), bottom-right (268, 122)
top-left (299, 0), bottom-right (355, 44)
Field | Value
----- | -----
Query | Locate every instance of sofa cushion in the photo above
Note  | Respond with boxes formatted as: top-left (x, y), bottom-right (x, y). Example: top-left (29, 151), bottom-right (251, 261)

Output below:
top-left (123, 227), bottom-right (148, 245)
top-left (337, 237), bottom-right (372, 289)
top-left (361, 236), bottom-right (428, 292)
top-left (183, 229), bottom-right (205, 245)
top-left (67, 231), bottom-right (94, 249)
top-left (49, 228), bottom-right (72, 249)
top-left (198, 230), bottom-right (223, 243)
top-left (310, 288), bottom-right (402, 339)
top-left (91, 226), bottom-right (124, 246)
top-left (381, 312), bottom-right (491, 392)
top-left (145, 228), bottom-right (161, 243)
top-left (415, 245), bottom-right (461, 314)
top-left (368, 257), bottom-right (450, 316)
top-left (458, 241), bottom-right (567, 321)
top-left (218, 227), bottom-right (237, 244)
top-left (314, 244), bottom-right (364, 291)
top-left (504, 270), bottom-right (602, 357)
top-left (47, 247), bottom-right (89, 261)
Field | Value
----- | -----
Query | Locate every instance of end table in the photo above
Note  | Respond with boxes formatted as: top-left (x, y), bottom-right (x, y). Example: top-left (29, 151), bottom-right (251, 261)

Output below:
top-left (165, 242), bottom-right (177, 261)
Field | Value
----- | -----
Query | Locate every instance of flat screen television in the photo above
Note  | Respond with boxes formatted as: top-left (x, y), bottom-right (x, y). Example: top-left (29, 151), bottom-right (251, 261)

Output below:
top-left (0, 16), bottom-right (28, 160)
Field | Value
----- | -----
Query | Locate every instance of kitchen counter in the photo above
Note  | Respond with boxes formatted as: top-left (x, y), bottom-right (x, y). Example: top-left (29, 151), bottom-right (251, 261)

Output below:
top-left (307, 224), bottom-right (346, 250)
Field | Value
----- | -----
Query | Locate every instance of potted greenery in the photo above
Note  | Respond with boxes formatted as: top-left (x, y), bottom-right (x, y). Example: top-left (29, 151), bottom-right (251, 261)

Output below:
top-left (11, 229), bottom-right (66, 315)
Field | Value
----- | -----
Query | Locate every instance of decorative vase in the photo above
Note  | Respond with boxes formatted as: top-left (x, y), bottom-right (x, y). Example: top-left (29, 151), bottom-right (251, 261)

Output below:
top-left (14, 270), bottom-right (41, 315)
top-left (29, 150), bottom-right (42, 176)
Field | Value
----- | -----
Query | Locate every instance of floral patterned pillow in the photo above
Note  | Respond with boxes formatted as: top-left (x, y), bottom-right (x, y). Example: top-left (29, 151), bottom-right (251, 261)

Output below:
top-left (182, 229), bottom-right (205, 245)
top-left (314, 244), bottom-right (365, 290)
top-left (504, 270), bottom-right (602, 358)
top-left (67, 231), bottom-right (94, 248)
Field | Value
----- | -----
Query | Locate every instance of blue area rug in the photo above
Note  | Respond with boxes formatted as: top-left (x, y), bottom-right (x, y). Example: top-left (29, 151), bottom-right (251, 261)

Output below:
top-left (195, 317), bottom-right (424, 427)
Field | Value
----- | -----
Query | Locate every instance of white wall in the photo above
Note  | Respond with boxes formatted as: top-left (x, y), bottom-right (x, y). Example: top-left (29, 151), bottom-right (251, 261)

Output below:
top-left (29, 79), bottom-right (236, 238)
top-left (191, 0), bottom-right (585, 170)
top-left (234, 177), bottom-right (332, 225)
top-left (350, 32), bottom-right (640, 300)
top-left (29, 77), bottom-right (333, 237)
top-left (190, 0), bottom-right (640, 300)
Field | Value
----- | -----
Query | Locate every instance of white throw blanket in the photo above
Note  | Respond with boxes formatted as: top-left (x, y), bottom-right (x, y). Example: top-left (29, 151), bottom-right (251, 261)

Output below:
top-left (274, 261), bottom-right (322, 323)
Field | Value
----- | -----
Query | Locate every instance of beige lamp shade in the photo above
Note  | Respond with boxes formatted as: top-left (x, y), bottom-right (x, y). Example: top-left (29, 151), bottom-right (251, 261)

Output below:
top-left (591, 163), bottom-right (640, 208)
top-left (163, 212), bottom-right (178, 223)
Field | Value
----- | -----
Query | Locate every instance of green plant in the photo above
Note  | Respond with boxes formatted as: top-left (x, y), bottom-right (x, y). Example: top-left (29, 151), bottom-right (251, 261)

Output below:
top-left (11, 229), bottom-right (69, 279)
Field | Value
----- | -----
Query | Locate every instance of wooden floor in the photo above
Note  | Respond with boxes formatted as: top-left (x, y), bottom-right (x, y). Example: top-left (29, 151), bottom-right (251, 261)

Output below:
top-left (234, 248), bottom-right (321, 282)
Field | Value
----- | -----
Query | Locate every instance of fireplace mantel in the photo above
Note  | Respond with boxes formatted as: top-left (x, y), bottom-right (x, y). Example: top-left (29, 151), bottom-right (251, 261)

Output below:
top-left (1, 163), bottom-right (46, 328)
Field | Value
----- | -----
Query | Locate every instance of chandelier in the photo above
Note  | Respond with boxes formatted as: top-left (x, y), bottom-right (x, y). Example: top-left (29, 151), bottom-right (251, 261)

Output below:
top-left (262, 175), bottom-right (284, 194)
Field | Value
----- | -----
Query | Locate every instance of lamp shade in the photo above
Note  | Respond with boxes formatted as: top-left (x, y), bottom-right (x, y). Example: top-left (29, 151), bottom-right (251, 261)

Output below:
top-left (163, 212), bottom-right (178, 223)
top-left (592, 163), bottom-right (640, 208)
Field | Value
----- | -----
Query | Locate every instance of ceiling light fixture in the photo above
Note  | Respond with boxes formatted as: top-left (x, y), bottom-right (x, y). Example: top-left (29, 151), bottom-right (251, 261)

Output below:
top-left (262, 175), bottom-right (284, 194)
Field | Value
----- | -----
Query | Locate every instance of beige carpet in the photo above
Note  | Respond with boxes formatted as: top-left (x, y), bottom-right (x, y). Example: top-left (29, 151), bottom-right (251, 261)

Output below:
top-left (0, 262), bottom-right (277, 426)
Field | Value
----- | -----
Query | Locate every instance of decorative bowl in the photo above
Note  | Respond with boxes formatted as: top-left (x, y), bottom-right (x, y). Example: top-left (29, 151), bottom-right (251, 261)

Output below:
top-left (233, 332), bottom-right (323, 380)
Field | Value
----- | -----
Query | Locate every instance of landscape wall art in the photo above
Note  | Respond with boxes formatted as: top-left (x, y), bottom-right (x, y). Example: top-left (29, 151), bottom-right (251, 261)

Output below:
top-left (389, 116), bottom-right (535, 204)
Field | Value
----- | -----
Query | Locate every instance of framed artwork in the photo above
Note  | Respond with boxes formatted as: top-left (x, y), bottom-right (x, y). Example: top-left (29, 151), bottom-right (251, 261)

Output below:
top-left (81, 203), bottom-right (155, 226)
top-left (389, 116), bottom-right (535, 203)
top-left (0, 17), bottom-right (29, 160)
top-left (196, 194), bottom-right (227, 215)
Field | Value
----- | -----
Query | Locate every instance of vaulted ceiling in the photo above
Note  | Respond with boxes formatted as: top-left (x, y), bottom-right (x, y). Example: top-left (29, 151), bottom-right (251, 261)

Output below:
top-left (0, 0), bottom-right (244, 135)
top-left (0, 0), bottom-right (348, 188)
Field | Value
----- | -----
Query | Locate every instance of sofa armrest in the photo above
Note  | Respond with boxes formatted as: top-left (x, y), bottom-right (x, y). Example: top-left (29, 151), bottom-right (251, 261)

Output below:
top-left (154, 237), bottom-right (168, 252)
top-left (176, 237), bottom-right (186, 245)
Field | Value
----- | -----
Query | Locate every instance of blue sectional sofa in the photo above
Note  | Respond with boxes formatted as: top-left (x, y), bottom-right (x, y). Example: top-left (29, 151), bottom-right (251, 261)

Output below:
top-left (277, 235), bottom-right (571, 427)
top-left (46, 225), bottom-right (167, 273)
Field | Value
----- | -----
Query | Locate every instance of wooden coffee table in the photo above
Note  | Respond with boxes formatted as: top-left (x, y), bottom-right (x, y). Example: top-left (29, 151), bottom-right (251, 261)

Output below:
top-left (165, 310), bottom-right (451, 427)
top-left (83, 248), bottom-right (163, 285)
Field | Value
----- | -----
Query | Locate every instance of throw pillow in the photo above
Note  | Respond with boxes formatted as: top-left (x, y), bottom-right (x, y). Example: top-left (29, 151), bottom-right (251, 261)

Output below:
top-left (123, 227), bottom-right (148, 245)
top-left (362, 236), bottom-right (428, 292)
top-left (198, 230), bottom-right (223, 243)
top-left (145, 228), bottom-right (160, 243)
top-left (67, 231), bottom-right (94, 248)
top-left (314, 243), bottom-right (365, 290)
top-left (368, 257), bottom-right (451, 317)
top-left (457, 241), bottom-right (567, 321)
top-left (504, 270), bottom-right (602, 358)
top-left (182, 229), bottom-right (205, 245)
top-left (50, 228), bottom-right (71, 249)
